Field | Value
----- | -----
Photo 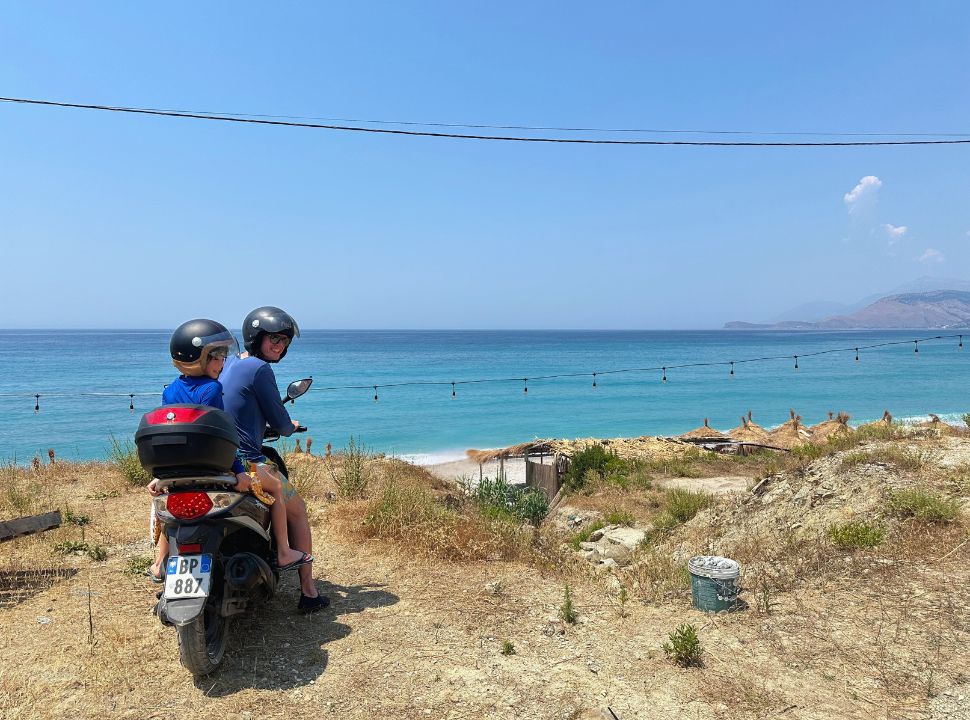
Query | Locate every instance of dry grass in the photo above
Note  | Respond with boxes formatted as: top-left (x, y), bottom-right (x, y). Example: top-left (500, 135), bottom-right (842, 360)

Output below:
top-left (1, 433), bottom-right (969, 719)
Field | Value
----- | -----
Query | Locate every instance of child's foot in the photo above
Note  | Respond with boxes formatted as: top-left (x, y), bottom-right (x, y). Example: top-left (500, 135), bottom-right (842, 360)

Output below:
top-left (277, 549), bottom-right (314, 572)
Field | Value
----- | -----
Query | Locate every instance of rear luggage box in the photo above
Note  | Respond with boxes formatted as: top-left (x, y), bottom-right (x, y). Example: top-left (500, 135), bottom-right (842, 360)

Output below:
top-left (135, 405), bottom-right (239, 477)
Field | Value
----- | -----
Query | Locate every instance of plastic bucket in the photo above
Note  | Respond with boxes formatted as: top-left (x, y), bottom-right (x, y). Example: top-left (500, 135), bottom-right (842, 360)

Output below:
top-left (688, 556), bottom-right (741, 612)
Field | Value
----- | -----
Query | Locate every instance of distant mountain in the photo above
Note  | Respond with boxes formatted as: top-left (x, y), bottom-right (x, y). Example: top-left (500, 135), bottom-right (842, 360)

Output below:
top-left (766, 276), bottom-right (970, 324)
top-left (726, 290), bottom-right (970, 330)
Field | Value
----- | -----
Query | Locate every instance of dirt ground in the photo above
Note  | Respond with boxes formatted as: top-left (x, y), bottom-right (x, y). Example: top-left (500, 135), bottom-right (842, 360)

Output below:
top-left (1, 435), bottom-right (968, 720)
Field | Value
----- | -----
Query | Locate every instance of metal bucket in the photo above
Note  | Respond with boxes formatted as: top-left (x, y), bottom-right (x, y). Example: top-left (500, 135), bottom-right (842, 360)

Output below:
top-left (688, 556), bottom-right (741, 612)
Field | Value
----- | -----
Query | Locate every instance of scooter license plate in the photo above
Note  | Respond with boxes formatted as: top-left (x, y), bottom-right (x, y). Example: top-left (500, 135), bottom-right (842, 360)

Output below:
top-left (164, 554), bottom-right (212, 599)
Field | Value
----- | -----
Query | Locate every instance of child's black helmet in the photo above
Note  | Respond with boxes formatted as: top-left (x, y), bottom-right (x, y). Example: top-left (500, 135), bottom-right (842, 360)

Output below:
top-left (170, 319), bottom-right (236, 376)
top-left (242, 306), bottom-right (300, 361)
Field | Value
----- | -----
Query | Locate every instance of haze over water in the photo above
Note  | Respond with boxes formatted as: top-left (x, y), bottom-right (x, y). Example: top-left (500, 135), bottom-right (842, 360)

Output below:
top-left (0, 329), bottom-right (966, 464)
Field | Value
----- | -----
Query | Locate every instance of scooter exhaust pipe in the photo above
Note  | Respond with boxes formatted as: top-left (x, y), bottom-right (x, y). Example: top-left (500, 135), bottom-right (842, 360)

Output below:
top-left (225, 552), bottom-right (276, 598)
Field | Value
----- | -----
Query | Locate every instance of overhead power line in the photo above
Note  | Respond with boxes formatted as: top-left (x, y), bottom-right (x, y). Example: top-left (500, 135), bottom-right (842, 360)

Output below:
top-left (3, 97), bottom-right (970, 147)
top-left (96, 105), bottom-right (970, 138)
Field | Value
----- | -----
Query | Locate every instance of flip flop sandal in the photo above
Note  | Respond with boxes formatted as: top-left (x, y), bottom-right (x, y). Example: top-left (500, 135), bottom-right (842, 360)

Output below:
top-left (145, 569), bottom-right (164, 584)
top-left (277, 551), bottom-right (314, 573)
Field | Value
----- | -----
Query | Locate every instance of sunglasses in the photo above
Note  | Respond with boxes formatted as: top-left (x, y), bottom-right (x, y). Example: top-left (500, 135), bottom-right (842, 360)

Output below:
top-left (266, 333), bottom-right (290, 347)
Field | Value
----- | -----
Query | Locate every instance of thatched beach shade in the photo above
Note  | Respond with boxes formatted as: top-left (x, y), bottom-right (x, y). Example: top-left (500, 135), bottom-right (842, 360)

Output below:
top-left (809, 411), bottom-right (852, 443)
top-left (916, 413), bottom-right (959, 437)
top-left (860, 410), bottom-right (894, 429)
top-left (728, 411), bottom-right (769, 442)
top-left (465, 441), bottom-right (554, 465)
top-left (765, 409), bottom-right (813, 449)
top-left (679, 418), bottom-right (726, 440)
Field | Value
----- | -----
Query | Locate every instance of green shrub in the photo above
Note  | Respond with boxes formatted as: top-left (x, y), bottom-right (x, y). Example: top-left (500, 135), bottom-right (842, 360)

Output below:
top-left (827, 521), bottom-right (885, 549)
top-left (563, 445), bottom-right (627, 491)
top-left (560, 585), bottom-right (577, 624)
top-left (473, 475), bottom-right (549, 526)
top-left (500, 640), bottom-right (516, 656)
top-left (963, 413), bottom-right (970, 429)
top-left (887, 488), bottom-right (960, 524)
top-left (662, 623), bottom-right (703, 668)
top-left (108, 435), bottom-right (149, 486)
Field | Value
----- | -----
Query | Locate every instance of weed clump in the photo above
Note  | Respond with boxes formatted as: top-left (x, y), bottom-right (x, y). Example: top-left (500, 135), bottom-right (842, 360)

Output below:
top-left (53, 541), bottom-right (107, 561)
top-left (827, 521), bottom-right (885, 549)
top-left (662, 623), bottom-right (703, 668)
top-left (333, 436), bottom-right (370, 498)
top-left (126, 555), bottom-right (153, 576)
top-left (500, 640), bottom-right (516, 656)
top-left (108, 435), bottom-right (149, 486)
top-left (560, 585), bottom-right (577, 624)
top-left (568, 519), bottom-right (606, 550)
top-left (887, 488), bottom-right (960, 524)
top-left (359, 478), bottom-right (528, 561)
top-left (651, 488), bottom-right (713, 535)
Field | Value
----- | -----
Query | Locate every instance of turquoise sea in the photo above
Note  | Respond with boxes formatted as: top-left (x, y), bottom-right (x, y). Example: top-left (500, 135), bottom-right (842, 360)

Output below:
top-left (0, 329), bottom-right (967, 464)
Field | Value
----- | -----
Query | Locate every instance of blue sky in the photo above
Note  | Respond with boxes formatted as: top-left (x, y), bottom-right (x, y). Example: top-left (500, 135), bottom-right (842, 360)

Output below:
top-left (1, 2), bottom-right (968, 329)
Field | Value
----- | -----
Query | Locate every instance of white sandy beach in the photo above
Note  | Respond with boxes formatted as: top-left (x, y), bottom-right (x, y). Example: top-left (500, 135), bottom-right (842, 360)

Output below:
top-left (421, 455), bottom-right (529, 485)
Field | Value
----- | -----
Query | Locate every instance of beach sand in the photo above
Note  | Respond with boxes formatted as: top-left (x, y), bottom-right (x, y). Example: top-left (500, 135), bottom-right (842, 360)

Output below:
top-left (421, 455), bottom-right (529, 485)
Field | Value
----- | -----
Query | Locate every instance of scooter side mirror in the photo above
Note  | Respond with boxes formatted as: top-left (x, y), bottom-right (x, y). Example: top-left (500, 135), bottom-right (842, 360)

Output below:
top-left (284, 377), bottom-right (313, 403)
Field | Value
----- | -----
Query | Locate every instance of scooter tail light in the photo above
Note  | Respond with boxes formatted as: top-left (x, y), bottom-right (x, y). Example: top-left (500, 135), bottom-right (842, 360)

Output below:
top-left (166, 491), bottom-right (213, 519)
top-left (178, 543), bottom-right (203, 554)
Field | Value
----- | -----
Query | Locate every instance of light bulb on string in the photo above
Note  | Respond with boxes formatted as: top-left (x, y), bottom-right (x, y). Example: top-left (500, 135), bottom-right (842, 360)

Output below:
top-left (129, 394), bottom-right (135, 412)
top-left (523, 378), bottom-right (528, 395)
top-left (34, 394), bottom-right (40, 413)
top-left (793, 355), bottom-right (799, 371)
top-left (729, 362), bottom-right (735, 378)
top-left (855, 348), bottom-right (859, 362)
top-left (451, 382), bottom-right (456, 398)
top-left (960, 335), bottom-right (964, 350)
top-left (592, 372), bottom-right (597, 389)
top-left (373, 386), bottom-right (379, 402)
top-left (661, 367), bottom-right (667, 383)
top-left (914, 340), bottom-right (919, 354)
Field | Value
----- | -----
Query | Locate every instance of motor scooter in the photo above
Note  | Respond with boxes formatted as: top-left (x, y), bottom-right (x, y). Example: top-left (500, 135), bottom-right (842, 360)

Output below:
top-left (136, 378), bottom-right (312, 676)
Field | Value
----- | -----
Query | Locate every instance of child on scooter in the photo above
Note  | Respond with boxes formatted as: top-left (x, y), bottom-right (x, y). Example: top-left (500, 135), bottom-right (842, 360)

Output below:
top-left (146, 319), bottom-right (312, 582)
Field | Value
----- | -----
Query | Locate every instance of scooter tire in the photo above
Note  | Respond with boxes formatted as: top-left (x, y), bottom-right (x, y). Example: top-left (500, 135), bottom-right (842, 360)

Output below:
top-left (176, 600), bottom-right (227, 676)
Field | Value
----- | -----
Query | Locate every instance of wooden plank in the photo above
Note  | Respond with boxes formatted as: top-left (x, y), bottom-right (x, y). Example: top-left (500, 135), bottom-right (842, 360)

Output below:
top-left (0, 511), bottom-right (62, 542)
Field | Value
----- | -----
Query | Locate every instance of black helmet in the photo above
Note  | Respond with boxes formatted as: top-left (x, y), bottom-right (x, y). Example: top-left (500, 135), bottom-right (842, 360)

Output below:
top-left (242, 306), bottom-right (300, 361)
top-left (170, 319), bottom-right (237, 377)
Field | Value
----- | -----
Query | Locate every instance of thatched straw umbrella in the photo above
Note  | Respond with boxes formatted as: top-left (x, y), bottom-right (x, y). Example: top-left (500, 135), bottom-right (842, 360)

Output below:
top-left (728, 413), bottom-right (769, 442)
top-left (809, 411), bottom-right (852, 443)
top-left (916, 413), bottom-right (959, 436)
top-left (679, 418), bottom-right (726, 440)
top-left (860, 410), bottom-right (893, 429)
top-left (765, 409), bottom-right (813, 449)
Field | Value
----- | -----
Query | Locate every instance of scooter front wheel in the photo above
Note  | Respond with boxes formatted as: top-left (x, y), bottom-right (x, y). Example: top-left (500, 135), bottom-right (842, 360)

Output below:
top-left (176, 596), bottom-right (227, 676)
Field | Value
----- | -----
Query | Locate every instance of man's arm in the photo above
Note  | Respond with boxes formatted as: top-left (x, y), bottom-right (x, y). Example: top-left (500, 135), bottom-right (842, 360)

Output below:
top-left (253, 364), bottom-right (295, 436)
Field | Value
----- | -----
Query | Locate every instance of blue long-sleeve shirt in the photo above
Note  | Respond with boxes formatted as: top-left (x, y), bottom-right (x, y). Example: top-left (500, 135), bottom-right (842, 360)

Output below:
top-left (162, 376), bottom-right (246, 474)
top-left (219, 355), bottom-right (294, 462)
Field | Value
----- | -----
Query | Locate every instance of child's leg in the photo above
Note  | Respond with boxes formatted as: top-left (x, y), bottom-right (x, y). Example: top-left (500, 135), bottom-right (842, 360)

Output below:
top-left (255, 465), bottom-right (309, 567)
top-left (151, 535), bottom-right (169, 579)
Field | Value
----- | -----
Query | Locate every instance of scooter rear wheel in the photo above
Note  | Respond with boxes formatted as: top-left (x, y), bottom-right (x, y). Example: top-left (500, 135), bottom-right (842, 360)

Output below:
top-left (176, 596), bottom-right (227, 676)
